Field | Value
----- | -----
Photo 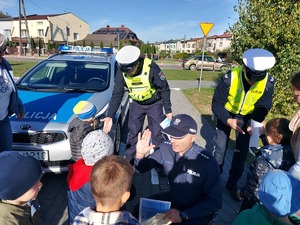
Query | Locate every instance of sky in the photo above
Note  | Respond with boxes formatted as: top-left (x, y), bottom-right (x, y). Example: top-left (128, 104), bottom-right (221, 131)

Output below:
top-left (0, 0), bottom-right (239, 43)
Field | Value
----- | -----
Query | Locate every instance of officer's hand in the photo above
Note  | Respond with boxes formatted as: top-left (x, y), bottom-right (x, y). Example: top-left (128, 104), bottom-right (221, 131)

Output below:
top-left (247, 126), bottom-right (252, 135)
top-left (166, 112), bottom-right (173, 120)
top-left (227, 118), bottom-right (245, 134)
top-left (100, 117), bottom-right (113, 134)
top-left (163, 208), bottom-right (182, 223)
top-left (136, 129), bottom-right (155, 158)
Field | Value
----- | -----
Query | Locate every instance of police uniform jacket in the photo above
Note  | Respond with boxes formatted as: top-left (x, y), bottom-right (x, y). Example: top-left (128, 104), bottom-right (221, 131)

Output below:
top-left (0, 58), bottom-right (24, 118)
top-left (134, 142), bottom-right (222, 220)
top-left (107, 58), bottom-right (172, 118)
top-left (212, 69), bottom-right (276, 125)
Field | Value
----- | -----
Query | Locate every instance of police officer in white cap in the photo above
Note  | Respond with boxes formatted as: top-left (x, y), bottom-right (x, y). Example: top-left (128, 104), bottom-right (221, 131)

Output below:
top-left (210, 48), bottom-right (276, 200)
top-left (0, 33), bottom-right (25, 151)
top-left (101, 45), bottom-right (173, 162)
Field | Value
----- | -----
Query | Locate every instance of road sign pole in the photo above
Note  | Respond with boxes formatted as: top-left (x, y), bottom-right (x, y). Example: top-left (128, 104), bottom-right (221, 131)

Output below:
top-left (198, 36), bottom-right (207, 92)
top-left (198, 22), bottom-right (214, 92)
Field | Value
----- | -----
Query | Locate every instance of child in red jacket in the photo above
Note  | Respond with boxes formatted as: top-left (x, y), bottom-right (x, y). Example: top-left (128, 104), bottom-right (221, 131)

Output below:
top-left (67, 129), bottom-right (114, 225)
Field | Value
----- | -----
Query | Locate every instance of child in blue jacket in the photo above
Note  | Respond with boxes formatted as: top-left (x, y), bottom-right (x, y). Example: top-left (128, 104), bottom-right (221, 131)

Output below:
top-left (234, 118), bottom-right (295, 213)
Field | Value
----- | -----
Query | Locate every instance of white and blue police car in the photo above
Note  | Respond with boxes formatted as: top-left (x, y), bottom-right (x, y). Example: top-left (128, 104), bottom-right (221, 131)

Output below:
top-left (10, 46), bottom-right (129, 173)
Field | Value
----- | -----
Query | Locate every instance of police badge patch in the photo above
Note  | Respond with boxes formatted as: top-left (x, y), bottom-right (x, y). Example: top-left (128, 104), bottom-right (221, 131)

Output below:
top-left (159, 71), bottom-right (166, 80)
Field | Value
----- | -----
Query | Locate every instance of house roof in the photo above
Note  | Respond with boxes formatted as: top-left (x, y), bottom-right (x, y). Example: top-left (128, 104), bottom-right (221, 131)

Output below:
top-left (77, 34), bottom-right (117, 47)
top-left (218, 32), bottom-right (232, 38)
top-left (92, 25), bottom-right (139, 40)
top-left (13, 14), bottom-right (61, 20)
top-left (11, 12), bottom-right (89, 25)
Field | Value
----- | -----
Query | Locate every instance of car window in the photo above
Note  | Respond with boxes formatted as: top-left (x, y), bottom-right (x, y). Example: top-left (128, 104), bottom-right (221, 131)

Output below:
top-left (18, 60), bottom-right (110, 92)
top-left (206, 57), bottom-right (215, 62)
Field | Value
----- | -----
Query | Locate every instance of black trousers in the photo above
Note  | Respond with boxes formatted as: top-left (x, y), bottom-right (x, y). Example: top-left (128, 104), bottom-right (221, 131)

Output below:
top-left (126, 100), bottom-right (165, 161)
top-left (211, 116), bottom-right (250, 188)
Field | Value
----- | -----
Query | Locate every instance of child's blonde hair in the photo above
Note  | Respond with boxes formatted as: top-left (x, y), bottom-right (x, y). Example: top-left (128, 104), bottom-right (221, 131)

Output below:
top-left (90, 155), bottom-right (134, 207)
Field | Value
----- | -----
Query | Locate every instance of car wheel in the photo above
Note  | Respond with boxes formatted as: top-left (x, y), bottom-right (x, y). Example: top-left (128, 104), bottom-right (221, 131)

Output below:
top-left (114, 121), bottom-right (121, 155)
top-left (189, 64), bottom-right (197, 71)
top-left (220, 65), bottom-right (231, 73)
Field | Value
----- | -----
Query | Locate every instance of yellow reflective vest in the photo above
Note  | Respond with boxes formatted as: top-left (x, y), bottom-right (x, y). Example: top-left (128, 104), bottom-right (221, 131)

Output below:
top-left (123, 58), bottom-right (156, 101)
top-left (225, 67), bottom-right (268, 115)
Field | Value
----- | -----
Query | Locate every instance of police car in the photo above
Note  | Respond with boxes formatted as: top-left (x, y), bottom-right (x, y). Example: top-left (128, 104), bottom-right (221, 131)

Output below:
top-left (10, 46), bottom-right (129, 173)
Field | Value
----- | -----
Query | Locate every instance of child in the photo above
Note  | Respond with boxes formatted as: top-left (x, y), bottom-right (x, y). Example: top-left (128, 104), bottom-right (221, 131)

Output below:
top-left (235, 118), bottom-right (295, 212)
top-left (68, 100), bottom-right (97, 161)
top-left (231, 170), bottom-right (300, 225)
top-left (0, 151), bottom-right (44, 225)
top-left (73, 155), bottom-right (139, 225)
top-left (67, 129), bottom-right (114, 225)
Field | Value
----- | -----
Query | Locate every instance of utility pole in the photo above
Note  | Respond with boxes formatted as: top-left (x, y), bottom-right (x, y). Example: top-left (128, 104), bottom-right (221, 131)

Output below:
top-left (18, 0), bottom-right (22, 56)
top-left (21, 0), bottom-right (31, 56)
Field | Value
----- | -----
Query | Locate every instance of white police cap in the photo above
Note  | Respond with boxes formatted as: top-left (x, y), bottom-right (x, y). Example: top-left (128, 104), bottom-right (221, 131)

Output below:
top-left (115, 45), bottom-right (140, 65)
top-left (242, 48), bottom-right (276, 71)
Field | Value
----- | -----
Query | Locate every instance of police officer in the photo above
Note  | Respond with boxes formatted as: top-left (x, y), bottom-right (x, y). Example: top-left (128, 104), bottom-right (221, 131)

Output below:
top-left (135, 114), bottom-right (222, 225)
top-left (0, 33), bottom-right (24, 151)
top-left (211, 48), bottom-right (276, 199)
top-left (102, 45), bottom-right (172, 162)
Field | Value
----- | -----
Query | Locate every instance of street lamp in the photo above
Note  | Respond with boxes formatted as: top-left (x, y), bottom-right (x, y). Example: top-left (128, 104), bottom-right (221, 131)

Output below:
top-left (180, 32), bottom-right (186, 53)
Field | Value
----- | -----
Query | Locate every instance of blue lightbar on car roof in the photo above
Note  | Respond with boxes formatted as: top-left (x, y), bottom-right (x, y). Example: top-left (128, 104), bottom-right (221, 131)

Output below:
top-left (58, 45), bottom-right (113, 54)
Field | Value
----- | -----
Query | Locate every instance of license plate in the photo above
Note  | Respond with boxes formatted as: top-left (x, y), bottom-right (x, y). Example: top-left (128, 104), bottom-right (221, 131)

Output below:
top-left (18, 151), bottom-right (49, 161)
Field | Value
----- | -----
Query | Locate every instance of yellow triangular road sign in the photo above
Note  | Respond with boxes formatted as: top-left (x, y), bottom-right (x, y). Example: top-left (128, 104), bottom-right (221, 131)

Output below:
top-left (199, 22), bottom-right (214, 36)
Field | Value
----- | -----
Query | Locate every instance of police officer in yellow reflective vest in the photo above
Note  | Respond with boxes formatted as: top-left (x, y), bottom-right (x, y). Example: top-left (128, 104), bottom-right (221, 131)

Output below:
top-left (102, 46), bottom-right (173, 162)
top-left (211, 48), bottom-right (276, 200)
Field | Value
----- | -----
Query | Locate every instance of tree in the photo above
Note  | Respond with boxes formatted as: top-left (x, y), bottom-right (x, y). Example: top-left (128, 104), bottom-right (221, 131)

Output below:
top-left (30, 37), bottom-right (36, 50)
top-left (0, 10), bottom-right (10, 18)
top-left (47, 40), bottom-right (52, 51)
top-left (90, 41), bottom-right (94, 48)
top-left (82, 39), bottom-right (86, 47)
top-left (38, 38), bottom-right (43, 56)
top-left (229, 0), bottom-right (300, 116)
top-left (100, 41), bottom-right (103, 48)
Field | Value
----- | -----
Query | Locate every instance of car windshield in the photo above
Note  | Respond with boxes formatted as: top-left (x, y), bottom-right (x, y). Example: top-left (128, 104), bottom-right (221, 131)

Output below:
top-left (17, 60), bottom-right (111, 92)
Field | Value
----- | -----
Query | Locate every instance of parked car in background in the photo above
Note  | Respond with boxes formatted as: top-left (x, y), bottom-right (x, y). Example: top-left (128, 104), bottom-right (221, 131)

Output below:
top-left (10, 46), bottom-right (129, 173)
top-left (183, 55), bottom-right (231, 72)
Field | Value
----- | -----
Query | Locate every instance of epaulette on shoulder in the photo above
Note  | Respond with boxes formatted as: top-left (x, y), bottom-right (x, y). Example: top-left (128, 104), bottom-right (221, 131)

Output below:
top-left (269, 76), bottom-right (276, 83)
top-left (196, 149), bottom-right (210, 160)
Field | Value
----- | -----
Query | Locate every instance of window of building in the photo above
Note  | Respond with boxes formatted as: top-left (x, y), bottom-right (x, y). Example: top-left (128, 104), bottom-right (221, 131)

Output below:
top-left (219, 42), bottom-right (223, 47)
top-left (21, 29), bottom-right (27, 37)
top-left (37, 29), bottom-right (44, 37)
top-left (36, 21), bottom-right (43, 26)
top-left (3, 29), bottom-right (11, 37)
top-left (208, 43), bottom-right (212, 47)
top-left (73, 33), bottom-right (79, 40)
top-left (66, 27), bottom-right (70, 36)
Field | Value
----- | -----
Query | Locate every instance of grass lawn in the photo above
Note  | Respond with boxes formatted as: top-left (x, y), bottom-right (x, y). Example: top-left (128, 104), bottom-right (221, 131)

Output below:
top-left (9, 61), bottom-right (38, 77)
top-left (163, 69), bottom-right (223, 81)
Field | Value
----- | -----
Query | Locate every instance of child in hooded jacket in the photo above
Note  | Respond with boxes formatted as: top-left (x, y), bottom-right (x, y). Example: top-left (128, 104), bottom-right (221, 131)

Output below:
top-left (0, 152), bottom-right (44, 225)
top-left (235, 118), bottom-right (295, 212)
top-left (68, 101), bottom-right (97, 161)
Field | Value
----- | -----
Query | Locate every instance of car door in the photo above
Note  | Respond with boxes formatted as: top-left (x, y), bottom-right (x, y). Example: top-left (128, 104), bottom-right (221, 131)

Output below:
top-left (203, 56), bottom-right (215, 70)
